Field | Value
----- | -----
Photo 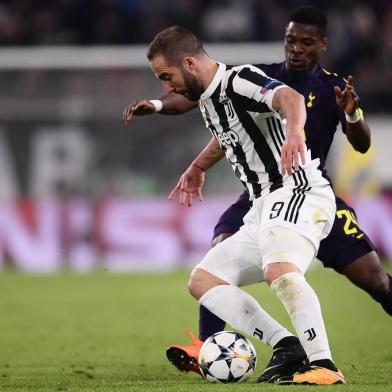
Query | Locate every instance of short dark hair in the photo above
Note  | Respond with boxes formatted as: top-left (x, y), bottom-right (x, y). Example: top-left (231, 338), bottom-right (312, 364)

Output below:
top-left (147, 26), bottom-right (205, 64)
top-left (289, 6), bottom-right (327, 37)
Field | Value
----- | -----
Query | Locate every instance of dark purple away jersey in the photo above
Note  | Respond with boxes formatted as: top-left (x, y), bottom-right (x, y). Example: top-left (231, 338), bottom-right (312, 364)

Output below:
top-left (256, 62), bottom-right (351, 181)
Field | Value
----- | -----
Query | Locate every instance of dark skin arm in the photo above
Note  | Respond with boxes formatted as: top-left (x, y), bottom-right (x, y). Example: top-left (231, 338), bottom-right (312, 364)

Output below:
top-left (122, 93), bottom-right (197, 125)
top-left (334, 75), bottom-right (371, 153)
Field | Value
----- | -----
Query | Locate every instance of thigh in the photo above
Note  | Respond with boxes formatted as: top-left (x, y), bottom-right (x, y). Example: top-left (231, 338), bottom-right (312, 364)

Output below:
top-left (258, 226), bottom-right (317, 273)
top-left (195, 226), bottom-right (264, 287)
top-left (213, 191), bottom-right (251, 241)
top-left (317, 196), bottom-right (377, 273)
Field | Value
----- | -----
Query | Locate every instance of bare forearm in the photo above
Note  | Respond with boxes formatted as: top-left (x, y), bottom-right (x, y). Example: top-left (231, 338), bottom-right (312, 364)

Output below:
top-left (272, 87), bottom-right (307, 174)
top-left (346, 120), bottom-right (371, 153)
top-left (159, 93), bottom-right (198, 115)
top-left (273, 87), bottom-right (306, 134)
top-left (192, 138), bottom-right (225, 171)
top-left (334, 76), bottom-right (371, 153)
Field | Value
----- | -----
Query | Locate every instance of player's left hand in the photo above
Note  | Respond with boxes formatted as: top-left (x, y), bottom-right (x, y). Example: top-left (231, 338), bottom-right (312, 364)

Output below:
top-left (334, 75), bottom-right (359, 116)
top-left (169, 164), bottom-right (206, 207)
top-left (280, 131), bottom-right (306, 176)
top-left (122, 99), bottom-right (156, 125)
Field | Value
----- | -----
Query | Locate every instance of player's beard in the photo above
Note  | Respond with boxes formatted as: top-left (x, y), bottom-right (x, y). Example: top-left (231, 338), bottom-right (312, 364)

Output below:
top-left (180, 68), bottom-right (204, 101)
top-left (285, 52), bottom-right (319, 78)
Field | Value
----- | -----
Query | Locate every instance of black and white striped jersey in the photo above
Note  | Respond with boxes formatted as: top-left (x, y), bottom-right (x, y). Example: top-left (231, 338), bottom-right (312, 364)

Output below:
top-left (198, 62), bottom-right (328, 200)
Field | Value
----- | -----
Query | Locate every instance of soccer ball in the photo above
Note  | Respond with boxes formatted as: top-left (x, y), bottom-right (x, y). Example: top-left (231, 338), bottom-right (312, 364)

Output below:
top-left (198, 331), bottom-right (257, 383)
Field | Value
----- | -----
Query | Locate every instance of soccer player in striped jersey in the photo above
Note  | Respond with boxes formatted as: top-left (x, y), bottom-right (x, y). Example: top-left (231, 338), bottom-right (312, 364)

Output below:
top-left (123, 7), bottom-right (392, 384)
top-left (143, 24), bottom-right (345, 385)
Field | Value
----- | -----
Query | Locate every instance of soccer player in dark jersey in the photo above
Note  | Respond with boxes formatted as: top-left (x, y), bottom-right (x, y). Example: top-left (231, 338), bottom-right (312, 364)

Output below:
top-left (123, 6), bottom-right (391, 384)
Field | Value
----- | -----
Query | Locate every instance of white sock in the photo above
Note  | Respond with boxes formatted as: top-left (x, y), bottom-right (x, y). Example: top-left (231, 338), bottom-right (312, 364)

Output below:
top-left (199, 284), bottom-right (292, 347)
top-left (271, 272), bottom-right (332, 362)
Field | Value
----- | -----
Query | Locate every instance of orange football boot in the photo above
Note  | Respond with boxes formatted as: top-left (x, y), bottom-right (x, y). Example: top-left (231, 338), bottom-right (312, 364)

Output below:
top-left (276, 365), bottom-right (346, 385)
top-left (166, 330), bottom-right (203, 374)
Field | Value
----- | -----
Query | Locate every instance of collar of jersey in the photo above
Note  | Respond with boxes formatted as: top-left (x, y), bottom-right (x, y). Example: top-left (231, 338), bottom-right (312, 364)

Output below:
top-left (281, 62), bottom-right (323, 82)
top-left (200, 62), bottom-right (226, 100)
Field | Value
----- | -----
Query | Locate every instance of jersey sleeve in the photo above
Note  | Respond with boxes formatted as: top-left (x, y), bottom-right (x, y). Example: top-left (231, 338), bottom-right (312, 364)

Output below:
top-left (232, 66), bottom-right (287, 112)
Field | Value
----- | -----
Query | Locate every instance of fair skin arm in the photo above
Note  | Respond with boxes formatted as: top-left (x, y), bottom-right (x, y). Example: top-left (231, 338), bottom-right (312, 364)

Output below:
top-left (169, 138), bottom-right (224, 207)
top-left (334, 75), bottom-right (371, 153)
top-left (122, 93), bottom-right (197, 125)
top-left (271, 87), bottom-right (307, 176)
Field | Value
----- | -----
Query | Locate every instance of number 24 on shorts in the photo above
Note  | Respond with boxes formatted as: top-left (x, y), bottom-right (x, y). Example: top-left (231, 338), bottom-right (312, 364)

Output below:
top-left (336, 209), bottom-right (363, 238)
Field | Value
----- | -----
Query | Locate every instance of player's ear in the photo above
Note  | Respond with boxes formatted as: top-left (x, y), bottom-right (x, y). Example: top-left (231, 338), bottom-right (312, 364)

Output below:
top-left (321, 37), bottom-right (328, 53)
top-left (183, 56), bottom-right (196, 71)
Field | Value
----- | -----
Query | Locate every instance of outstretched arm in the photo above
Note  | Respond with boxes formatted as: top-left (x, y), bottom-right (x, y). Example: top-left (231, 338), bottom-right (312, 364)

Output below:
top-left (334, 75), bottom-right (371, 153)
top-left (272, 87), bottom-right (307, 176)
top-left (122, 93), bottom-right (198, 125)
top-left (169, 138), bottom-right (224, 206)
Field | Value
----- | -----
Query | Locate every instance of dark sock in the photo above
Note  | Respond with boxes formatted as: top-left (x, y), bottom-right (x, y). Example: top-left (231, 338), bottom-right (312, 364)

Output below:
top-left (199, 305), bottom-right (226, 341)
top-left (379, 274), bottom-right (392, 316)
top-left (310, 359), bottom-right (338, 372)
top-left (273, 336), bottom-right (300, 349)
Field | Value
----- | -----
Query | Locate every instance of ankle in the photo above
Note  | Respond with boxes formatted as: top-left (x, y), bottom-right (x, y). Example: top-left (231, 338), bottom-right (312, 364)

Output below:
top-left (273, 336), bottom-right (300, 349)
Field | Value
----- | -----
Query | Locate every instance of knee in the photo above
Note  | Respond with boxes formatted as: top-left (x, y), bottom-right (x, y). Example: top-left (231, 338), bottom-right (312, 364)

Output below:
top-left (187, 269), bottom-right (209, 300)
top-left (269, 271), bottom-right (307, 303)
top-left (367, 268), bottom-right (389, 298)
top-left (188, 268), bottom-right (229, 300)
top-left (264, 262), bottom-right (302, 286)
top-left (344, 253), bottom-right (389, 298)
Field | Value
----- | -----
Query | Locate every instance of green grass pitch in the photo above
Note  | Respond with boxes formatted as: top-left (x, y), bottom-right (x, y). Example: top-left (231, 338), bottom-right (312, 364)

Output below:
top-left (0, 265), bottom-right (391, 391)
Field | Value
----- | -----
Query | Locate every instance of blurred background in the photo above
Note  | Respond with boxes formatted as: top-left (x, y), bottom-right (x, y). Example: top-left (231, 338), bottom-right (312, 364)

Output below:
top-left (0, 0), bottom-right (391, 273)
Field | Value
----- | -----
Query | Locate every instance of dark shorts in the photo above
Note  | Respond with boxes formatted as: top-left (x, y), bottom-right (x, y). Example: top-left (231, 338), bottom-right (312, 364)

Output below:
top-left (213, 191), bottom-right (377, 274)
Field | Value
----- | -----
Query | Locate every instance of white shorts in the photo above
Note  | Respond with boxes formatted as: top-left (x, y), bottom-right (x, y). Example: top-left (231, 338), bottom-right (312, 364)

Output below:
top-left (194, 184), bottom-right (336, 286)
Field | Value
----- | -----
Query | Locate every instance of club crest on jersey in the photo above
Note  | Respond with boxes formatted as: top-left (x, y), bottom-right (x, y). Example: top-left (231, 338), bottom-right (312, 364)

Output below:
top-left (307, 92), bottom-right (316, 108)
top-left (219, 95), bottom-right (235, 118)
top-left (219, 95), bottom-right (230, 104)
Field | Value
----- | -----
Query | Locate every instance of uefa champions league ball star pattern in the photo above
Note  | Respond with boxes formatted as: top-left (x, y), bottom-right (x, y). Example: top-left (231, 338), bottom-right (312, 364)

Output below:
top-left (198, 331), bottom-right (257, 383)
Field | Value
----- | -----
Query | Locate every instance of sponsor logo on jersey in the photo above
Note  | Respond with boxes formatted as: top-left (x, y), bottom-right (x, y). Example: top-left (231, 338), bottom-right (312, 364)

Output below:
top-left (211, 128), bottom-right (240, 147)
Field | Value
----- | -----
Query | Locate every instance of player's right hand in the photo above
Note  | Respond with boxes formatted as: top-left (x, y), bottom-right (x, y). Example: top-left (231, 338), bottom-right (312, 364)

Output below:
top-left (169, 164), bottom-right (206, 207)
top-left (122, 99), bottom-right (156, 125)
top-left (280, 130), bottom-right (306, 176)
top-left (334, 75), bottom-right (359, 116)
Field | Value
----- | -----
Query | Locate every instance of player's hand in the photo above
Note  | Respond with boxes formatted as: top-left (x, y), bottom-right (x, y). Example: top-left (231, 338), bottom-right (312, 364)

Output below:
top-left (122, 100), bottom-right (156, 125)
top-left (280, 130), bottom-right (306, 176)
top-left (169, 164), bottom-right (206, 207)
top-left (334, 75), bottom-right (358, 116)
